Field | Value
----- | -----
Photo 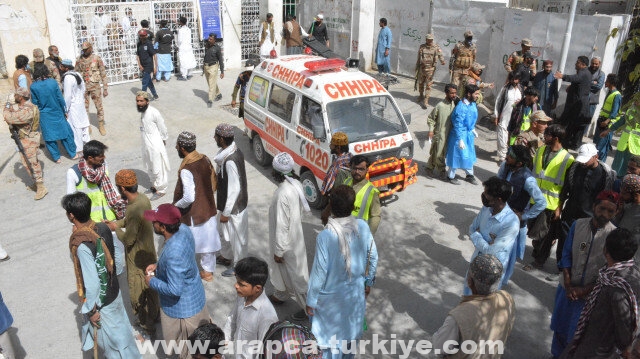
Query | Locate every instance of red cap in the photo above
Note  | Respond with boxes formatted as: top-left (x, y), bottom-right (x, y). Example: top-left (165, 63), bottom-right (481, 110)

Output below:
top-left (138, 29), bottom-right (148, 36)
top-left (144, 204), bottom-right (181, 225)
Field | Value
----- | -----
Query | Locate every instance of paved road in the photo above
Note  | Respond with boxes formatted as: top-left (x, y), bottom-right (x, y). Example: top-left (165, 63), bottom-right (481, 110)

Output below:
top-left (0, 69), bottom-right (558, 358)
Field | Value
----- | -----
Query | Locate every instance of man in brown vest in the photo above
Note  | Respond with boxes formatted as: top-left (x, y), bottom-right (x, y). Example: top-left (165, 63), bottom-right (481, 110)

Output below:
top-left (433, 254), bottom-right (515, 358)
top-left (283, 14), bottom-right (308, 55)
top-left (173, 131), bottom-right (220, 282)
top-left (213, 123), bottom-right (249, 277)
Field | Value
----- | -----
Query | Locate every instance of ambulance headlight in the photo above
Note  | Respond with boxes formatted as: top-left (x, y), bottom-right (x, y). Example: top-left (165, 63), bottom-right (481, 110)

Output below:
top-left (399, 144), bottom-right (412, 159)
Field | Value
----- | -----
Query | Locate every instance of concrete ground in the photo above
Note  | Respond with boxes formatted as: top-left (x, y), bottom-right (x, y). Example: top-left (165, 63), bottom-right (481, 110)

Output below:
top-left (0, 68), bottom-right (562, 358)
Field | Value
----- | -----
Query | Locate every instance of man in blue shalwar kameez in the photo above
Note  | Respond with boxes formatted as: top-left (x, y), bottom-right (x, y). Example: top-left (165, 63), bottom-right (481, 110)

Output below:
top-left (375, 18), bottom-right (392, 75)
top-left (446, 83), bottom-right (480, 185)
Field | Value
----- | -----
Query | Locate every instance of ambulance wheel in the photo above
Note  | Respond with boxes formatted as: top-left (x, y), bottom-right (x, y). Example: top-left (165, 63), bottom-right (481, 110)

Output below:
top-left (252, 134), bottom-right (272, 167)
top-left (300, 170), bottom-right (325, 209)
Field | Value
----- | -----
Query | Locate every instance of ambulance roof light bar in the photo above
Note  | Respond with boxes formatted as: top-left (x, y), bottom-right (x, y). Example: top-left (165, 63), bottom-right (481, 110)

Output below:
top-left (304, 58), bottom-right (346, 72)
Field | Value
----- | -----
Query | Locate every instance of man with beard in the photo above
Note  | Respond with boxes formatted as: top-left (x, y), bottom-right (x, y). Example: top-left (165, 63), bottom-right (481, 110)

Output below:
top-left (136, 30), bottom-right (159, 100)
top-left (375, 18), bottom-right (393, 76)
top-left (267, 153), bottom-right (310, 320)
top-left (105, 170), bottom-right (159, 339)
top-left (446, 83), bottom-right (480, 185)
top-left (67, 140), bottom-right (126, 221)
top-left (533, 60), bottom-right (559, 116)
top-left (588, 56), bottom-right (605, 119)
top-left (60, 59), bottom-right (90, 158)
top-left (75, 41), bottom-right (109, 135)
top-left (213, 124), bottom-right (249, 277)
top-left (320, 132), bottom-right (351, 196)
top-left (555, 56), bottom-right (591, 150)
top-left (494, 72), bottom-right (523, 163)
top-left (549, 191), bottom-right (618, 358)
top-left (426, 83), bottom-right (458, 178)
top-left (29, 48), bottom-right (61, 87)
top-left (526, 124), bottom-right (575, 271)
top-left (336, 155), bottom-right (382, 235)
top-left (173, 131), bottom-right (220, 282)
top-left (144, 204), bottom-right (211, 358)
top-left (497, 145), bottom-right (546, 286)
top-left (136, 91), bottom-right (169, 200)
top-left (464, 176), bottom-right (520, 294)
top-left (47, 45), bottom-right (63, 75)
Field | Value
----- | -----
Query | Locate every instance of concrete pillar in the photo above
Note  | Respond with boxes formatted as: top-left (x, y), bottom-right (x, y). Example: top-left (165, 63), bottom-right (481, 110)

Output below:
top-left (352, 0), bottom-right (375, 71)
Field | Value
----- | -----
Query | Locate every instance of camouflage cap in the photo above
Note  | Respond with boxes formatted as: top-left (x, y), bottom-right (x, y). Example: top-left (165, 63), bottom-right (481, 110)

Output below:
top-left (531, 110), bottom-right (552, 123)
top-left (471, 62), bottom-right (485, 72)
top-left (81, 41), bottom-right (92, 50)
top-left (15, 87), bottom-right (30, 99)
top-left (464, 30), bottom-right (473, 37)
top-left (33, 48), bottom-right (44, 62)
top-left (330, 132), bottom-right (349, 146)
top-left (425, 33), bottom-right (434, 40)
top-left (521, 38), bottom-right (533, 47)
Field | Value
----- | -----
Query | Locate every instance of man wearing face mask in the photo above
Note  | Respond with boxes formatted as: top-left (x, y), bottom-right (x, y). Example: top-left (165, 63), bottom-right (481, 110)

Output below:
top-left (450, 30), bottom-right (477, 88)
top-left (75, 41), bottom-right (109, 135)
top-left (549, 191), bottom-right (618, 358)
top-left (497, 145), bottom-right (546, 286)
top-left (464, 176), bottom-right (520, 295)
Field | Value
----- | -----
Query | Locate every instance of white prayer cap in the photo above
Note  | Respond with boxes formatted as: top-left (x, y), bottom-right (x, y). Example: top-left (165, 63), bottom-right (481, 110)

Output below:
top-left (273, 152), bottom-right (295, 174)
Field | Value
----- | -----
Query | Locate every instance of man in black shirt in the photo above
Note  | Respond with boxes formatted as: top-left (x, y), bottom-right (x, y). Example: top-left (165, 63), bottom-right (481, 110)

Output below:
top-left (203, 33), bottom-right (224, 107)
top-left (155, 20), bottom-right (174, 82)
top-left (309, 14), bottom-right (329, 48)
top-left (136, 29), bottom-right (158, 99)
top-left (555, 56), bottom-right (591, 150)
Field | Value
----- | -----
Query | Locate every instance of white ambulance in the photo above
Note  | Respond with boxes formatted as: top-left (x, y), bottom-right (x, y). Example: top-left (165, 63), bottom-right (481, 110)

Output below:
top-left (243, 55), bottom-right (418, 208)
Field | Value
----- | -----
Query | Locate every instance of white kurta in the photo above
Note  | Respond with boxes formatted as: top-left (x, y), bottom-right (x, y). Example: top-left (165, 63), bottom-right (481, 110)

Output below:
top-left (216, 145), bottom-right (249, 264)
top-left (63, 71), bottom-right (90, 151)
top-left (91, 14), bottom-right (110, 51)
top-left (269, 179), bottom-right (309, 309)
top-left (176, 26), bottom-right (197, 72)
top-left (494, 85), bottom-right (522, 161)
top-left (140, 106), bottom-right (170, 193)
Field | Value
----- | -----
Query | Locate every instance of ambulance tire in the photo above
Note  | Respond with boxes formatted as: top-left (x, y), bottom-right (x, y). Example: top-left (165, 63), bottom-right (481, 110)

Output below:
top-left (252, 134), bottom-right (273, 167)
top-left (300, 170), bottom-right (326, 209)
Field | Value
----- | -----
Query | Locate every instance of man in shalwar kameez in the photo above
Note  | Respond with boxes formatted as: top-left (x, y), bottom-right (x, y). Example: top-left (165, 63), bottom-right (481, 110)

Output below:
top-left (446, 83), bottom-right (480, 185)
top-left (376, 18), bottom-right (392, 75)
top-left (173, 131), bottom-right (220, 282)
top-left (63, 192), bottom-right (141, 358)
top-left (268, 153), bottom-right (310, 319)
top-left (60, 59), bottom-right (90, 156)
top-left (214, 124), bottom-right (249, 277)
top-left (136, 91), bottom-right (170, 199)
top-left (176, 16), bottom-right (197, 80)
top-left (426, 83), bottom-right (457, 178)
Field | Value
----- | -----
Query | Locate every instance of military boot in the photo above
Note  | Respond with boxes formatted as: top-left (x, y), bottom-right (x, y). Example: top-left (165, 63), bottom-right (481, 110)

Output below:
top-left (35, 181), bottom-right (48, 200)
top-left (422, 96), bottom-right (429, 108)
top-left (98, 121), bottom-right (107, 136)
top-left (417, 93), bottom-right (424, 103)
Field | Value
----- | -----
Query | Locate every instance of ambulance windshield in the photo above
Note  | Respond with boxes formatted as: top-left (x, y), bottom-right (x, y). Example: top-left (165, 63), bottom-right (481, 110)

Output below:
top-left (326, 95), bottom-right (407, 143)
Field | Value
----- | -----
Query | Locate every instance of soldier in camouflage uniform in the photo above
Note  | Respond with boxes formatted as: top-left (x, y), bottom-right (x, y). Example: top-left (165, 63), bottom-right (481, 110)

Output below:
top-left (415, 33), bottom-right (446, 108)
top-left (75, 41), bottom-right (109, 136)
top-left (505, 38), bottom-right (536, 74)
top-left (29, 48), bottom-right (61, 88)
top-left (450, 30), bottom-right (477, 89)
top-left (3, 87), bottom-right (48, 200)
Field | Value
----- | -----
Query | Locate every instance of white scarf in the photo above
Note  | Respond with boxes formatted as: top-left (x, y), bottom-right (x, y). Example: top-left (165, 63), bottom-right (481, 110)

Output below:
top-left (284, 176), bottom-right (310, 212)
top-left (213, 142), bottom-right (237, 177)
top-left (326, 216), bottom-right (358, 277)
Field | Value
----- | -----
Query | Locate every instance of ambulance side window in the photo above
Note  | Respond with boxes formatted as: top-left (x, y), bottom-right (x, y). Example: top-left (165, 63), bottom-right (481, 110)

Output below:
top-left (299, 97), bottom-right (322, 130)
top-left (268, 84), bottom-right (295, 123)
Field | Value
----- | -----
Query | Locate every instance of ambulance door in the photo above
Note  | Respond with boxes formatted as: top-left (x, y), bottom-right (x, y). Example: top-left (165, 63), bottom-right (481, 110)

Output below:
top-left (294, 96), bottom-right (331, 208)
top-left (265, 82), bottom-right (298, 158)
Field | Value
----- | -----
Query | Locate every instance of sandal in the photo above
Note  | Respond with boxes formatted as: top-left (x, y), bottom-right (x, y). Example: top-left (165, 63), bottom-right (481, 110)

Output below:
top-left (216, 256), bottom-right (232, 266)
top-left (523, 262), bottom-right (543, 272)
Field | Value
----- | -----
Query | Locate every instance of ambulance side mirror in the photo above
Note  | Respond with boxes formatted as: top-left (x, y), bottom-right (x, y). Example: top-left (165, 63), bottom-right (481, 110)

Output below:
top-left (312, 125), bottom-right (326, 141)
top-left (403, 113), bottom-right (412, 125)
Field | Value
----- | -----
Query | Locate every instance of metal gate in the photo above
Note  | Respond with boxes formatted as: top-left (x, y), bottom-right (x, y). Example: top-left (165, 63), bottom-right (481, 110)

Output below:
top-left (240, 0), bottom-right (260, 63)
top-left (69, 0), bottom-right (205, 85)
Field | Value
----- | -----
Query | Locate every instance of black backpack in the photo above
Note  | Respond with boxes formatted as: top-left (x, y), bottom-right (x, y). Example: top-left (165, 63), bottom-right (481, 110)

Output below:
top-left (260, 320), bottom-right (322, 359)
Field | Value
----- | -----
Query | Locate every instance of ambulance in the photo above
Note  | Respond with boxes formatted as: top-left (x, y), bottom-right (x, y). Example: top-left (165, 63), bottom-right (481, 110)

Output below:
top-left (243, 54), bottom-right (418, 208)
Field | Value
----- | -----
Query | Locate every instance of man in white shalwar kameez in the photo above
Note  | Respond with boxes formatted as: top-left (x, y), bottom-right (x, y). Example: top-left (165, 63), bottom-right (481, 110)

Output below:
top-left (214, 123), bottom-right (250, 277)
top-left (268, 153), bottom-right (310, 317)
top-left (176, 16), bottom-right (197, 80)
top-left (173, 131), bottom-right (220, 282)
top-left (61, 59), bottom-right (90, 156)
top-left (494, 72), bottom-right (523, 163)
top-left (136, 92), bottom-right (170, 199)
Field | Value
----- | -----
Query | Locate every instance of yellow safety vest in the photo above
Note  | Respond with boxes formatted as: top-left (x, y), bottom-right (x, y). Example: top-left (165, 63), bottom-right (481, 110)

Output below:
top-left (599, 90), bottom-right (621, 124)
top-left (532, 146), bottom-right (574, 210)
top-left (509, 109), bottom-right (533, 145)
top-left (74, 165), bottom-right (117, 222)
top-left (344, 177), bottom-right (379, 221)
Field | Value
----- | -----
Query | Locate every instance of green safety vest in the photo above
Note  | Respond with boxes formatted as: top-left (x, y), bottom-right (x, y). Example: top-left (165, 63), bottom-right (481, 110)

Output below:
top-left (74, 165), bottom-right (117, 222)
top-left (344, 177), bottom-right (379, 221)
top-left (617, 112), bottom-right (640, 155)
top-left (532, 146), bottom-right (574, 210)
top-left (509, 109), bottom-right (532, 145)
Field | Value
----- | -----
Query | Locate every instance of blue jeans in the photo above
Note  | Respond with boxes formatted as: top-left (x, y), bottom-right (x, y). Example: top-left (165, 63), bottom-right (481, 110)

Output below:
top-left (141, 71), bottom-right (157, 96)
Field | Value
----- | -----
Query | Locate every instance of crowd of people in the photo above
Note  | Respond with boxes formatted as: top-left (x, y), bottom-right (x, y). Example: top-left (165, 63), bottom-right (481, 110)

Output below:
top-left (2, 11), bottom-right (640, 359)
